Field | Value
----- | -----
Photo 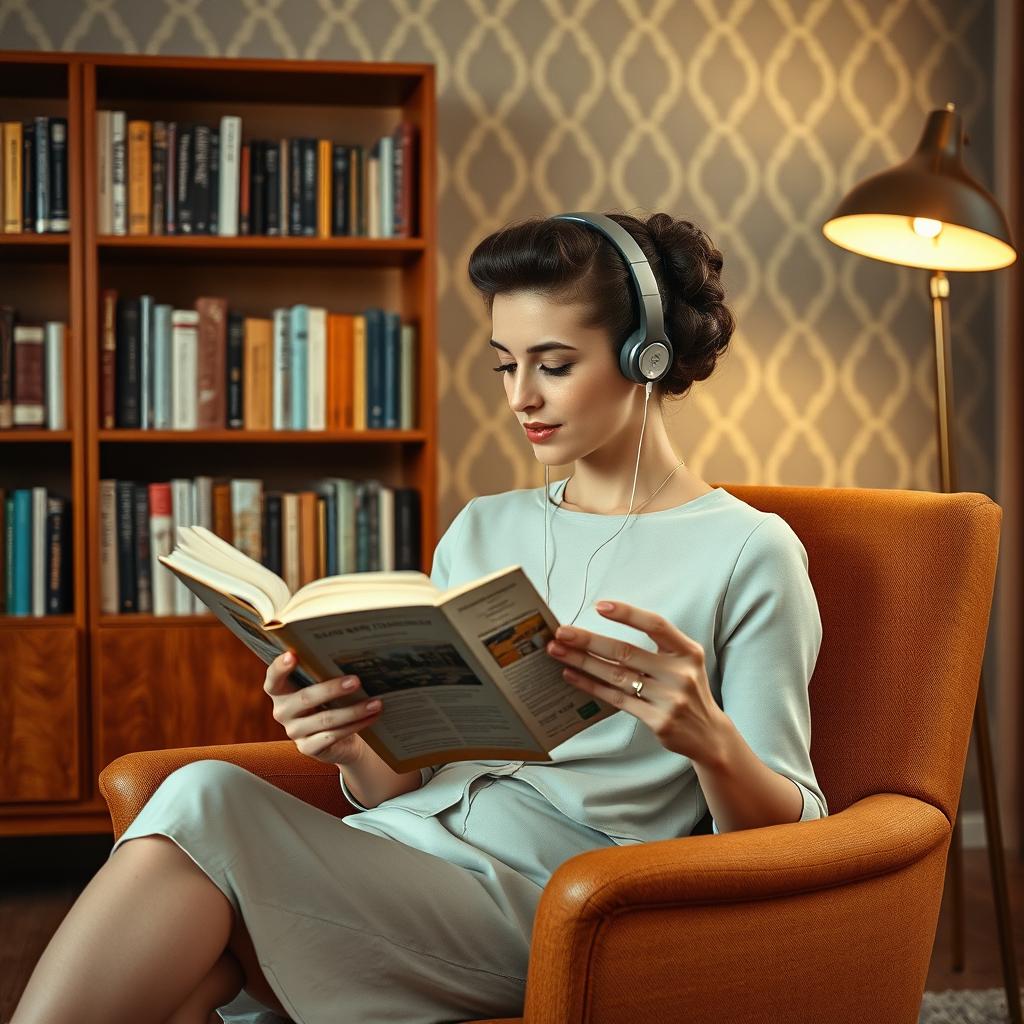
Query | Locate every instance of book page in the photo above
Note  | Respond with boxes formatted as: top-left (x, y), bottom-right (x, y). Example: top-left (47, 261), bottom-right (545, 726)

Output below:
top-left (441, 566), bottom-right (617, 747)
top-left (277, 605), bottom-right (551, 771)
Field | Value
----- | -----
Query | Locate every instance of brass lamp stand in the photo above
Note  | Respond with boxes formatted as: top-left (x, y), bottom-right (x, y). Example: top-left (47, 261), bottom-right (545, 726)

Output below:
top-left (823, 103), bottom-right (1020, 1019)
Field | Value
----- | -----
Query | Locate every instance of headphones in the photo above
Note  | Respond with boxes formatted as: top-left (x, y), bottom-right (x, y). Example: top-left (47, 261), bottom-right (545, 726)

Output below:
top-left (551, 211), bottom-right (674, 386)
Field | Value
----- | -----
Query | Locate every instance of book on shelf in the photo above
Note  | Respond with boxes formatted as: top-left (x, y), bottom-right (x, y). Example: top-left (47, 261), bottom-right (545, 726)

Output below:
top-left (99, 475), bottom-right (421, 615)
top-left (100, 292), bottom-right (415, 431)
top-left (0, 116), bottom-right (68, 234)
top-left (159, 525), bottom-right (615, 772)
top-left (0, 305), bottom-right (67, 430)
top-left (1, 486), bottom-right (71, 615)
top-left (96, 109), bottom-right (417, 239)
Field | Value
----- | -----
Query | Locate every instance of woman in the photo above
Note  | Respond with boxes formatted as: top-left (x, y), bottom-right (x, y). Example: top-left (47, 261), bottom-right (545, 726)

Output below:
top-left (12, 211), bottom-right (827, 1024)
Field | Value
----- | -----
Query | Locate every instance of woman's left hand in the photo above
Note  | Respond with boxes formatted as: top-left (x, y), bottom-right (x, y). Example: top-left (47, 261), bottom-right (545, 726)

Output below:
top-left (545, 600), bottom-right (729, 767)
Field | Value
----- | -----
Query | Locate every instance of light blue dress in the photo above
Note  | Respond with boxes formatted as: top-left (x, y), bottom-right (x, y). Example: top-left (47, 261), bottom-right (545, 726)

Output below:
top-left (108, 479), bottom-right (827, 1024)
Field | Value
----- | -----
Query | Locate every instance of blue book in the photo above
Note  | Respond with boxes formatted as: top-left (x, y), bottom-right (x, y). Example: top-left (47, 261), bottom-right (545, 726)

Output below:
top-left (153, 304), bottom-right (173, 429)
top-left (289, 304), bottom-right (309, 430)
top-left (4, 493), bottom-right (13, 612)
top-left (11, 489), bottom-right (31, 615)
top-left (382, 311), bottom-right (400, 429)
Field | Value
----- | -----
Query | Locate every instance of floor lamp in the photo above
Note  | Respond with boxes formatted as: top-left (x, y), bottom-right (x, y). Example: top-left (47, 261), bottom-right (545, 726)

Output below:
top-left (822, 102), bottom-right (1019, 1019)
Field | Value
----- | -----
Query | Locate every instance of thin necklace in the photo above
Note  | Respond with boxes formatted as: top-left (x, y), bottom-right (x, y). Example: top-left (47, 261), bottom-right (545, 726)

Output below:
top-left (543, 457), bottom-right (686, 624)
top-left (553, 458), bottom-right (686, 516)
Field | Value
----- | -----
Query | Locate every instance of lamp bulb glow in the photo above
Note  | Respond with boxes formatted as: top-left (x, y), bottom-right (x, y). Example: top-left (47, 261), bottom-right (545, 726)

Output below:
top-left (912, 217), bottom-right (943, 239)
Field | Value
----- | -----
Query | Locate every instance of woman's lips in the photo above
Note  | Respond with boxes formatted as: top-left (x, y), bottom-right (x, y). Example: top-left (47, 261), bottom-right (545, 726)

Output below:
top-left (525, 424), bottom-right (561, 442)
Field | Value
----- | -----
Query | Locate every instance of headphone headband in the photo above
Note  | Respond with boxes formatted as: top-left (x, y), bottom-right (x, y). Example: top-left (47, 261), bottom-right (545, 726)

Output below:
top-left (552, 211), bottom-right (673, 385)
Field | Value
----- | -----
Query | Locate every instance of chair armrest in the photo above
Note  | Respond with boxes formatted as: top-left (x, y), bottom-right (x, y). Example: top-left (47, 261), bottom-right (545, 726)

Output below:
top-left (522, 793), bottom-right (951, 1024)
top-left (99, 740), bottom-right (356, 839)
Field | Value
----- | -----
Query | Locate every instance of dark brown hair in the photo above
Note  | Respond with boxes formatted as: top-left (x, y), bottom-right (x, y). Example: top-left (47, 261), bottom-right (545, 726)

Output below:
top-left (467, 211), bottom-right (735, 399)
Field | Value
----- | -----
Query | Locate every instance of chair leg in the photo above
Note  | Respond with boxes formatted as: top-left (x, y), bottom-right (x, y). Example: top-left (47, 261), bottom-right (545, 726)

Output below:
top-left (948, 810), bottom-right (965, 972)
top-left (974, 671), bottom-right (1022, 1023)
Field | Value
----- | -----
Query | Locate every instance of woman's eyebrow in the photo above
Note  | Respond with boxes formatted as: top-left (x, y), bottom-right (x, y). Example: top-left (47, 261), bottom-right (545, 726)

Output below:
top-left (489, 339), bottom-right (578, 354)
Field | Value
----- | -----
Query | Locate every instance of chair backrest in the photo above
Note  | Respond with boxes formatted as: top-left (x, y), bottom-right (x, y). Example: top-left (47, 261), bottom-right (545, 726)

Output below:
top-left (713, 483), bottom-right (1002, 825)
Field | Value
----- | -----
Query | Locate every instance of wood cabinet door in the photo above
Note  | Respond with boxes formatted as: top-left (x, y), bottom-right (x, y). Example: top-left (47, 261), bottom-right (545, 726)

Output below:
top-left (0, 626), bottom-right (82, 802)
top-left (96, 624), bottom-right (282, 768)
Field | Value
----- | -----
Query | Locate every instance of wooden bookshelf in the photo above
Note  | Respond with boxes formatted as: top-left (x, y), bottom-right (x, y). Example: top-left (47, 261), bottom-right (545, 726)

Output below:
top-left (0, 51), bottom-right (437, 835)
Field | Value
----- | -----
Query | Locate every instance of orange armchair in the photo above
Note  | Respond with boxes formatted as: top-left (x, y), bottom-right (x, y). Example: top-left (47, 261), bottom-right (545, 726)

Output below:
top-left (99, 484), bottom-right (1002, 1024)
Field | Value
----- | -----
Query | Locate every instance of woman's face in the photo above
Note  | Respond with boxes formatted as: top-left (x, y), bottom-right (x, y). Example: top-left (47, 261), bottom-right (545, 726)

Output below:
top-left (489, 290), bottom-right (639, 466)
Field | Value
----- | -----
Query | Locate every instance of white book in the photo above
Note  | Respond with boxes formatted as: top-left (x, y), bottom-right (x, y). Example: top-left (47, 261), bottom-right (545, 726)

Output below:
top-left (99, 479), bottom-right (119, 614)
top-left (195, 475), bottom-right (214, 529)
top-left (231, 479), bottom-right (263, 564)
top-left (171, 478), bottom-right (195, 614)
top-left (96, 110), bottom-right (112, 235)
top-left (379, 134), bottom-right (393, 237)
top-left (217, 115), bottom-right (241, 236)
top-left (148, 483), bottom-right (175, 616)
top-left (31, 486), bottom-right (46, 615)
top-left (171, 309), bottom-right (199, 430)
top-left (307, 306), bottom-right (326, 430)
top-left (111, 110), bottom-right (127, 236)
top-left (377, 483), bottom-right (394, 571)
top-left (399, 323), bottom-right (416, 429)
top-left (272, 308), bottom-right (290, 429)
top-left (44, 321), bottom-right (65, 429)
top-left (282, 491), bottom-right (300, 593)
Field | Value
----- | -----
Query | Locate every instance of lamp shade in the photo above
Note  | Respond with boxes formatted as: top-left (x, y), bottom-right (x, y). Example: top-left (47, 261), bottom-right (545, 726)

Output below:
top-left (822, 106), bottom-right (1016, 272)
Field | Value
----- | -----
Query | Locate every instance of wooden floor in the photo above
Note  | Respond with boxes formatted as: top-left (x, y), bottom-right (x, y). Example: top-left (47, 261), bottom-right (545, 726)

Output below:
top-left (1, 836), bottom-right (1022, 1018)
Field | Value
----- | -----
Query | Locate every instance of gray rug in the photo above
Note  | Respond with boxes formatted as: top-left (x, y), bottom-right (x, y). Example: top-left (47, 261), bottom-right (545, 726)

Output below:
top-left (920, 989), bottom-right (1024, 1023)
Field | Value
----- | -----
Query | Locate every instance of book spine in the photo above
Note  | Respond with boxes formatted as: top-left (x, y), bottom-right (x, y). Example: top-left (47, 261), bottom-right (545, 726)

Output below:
top-left (164, 121), bottom-right (177, 234)
top-left (382, 311), bottom-right (399, 429)
top-left (139, 294), bottom-right (153, 429)
top-left (148, 482), bottom-right (174, 615)
top-left (250, 140), bottom-right (265, 235)
top-left (238, 141), bottom-right (250, 235)
top-left (264, 141), bottom-right (280, 236)
top-left (3, 122), bottom-right (23, 233)
top-left (45, 495), bottom-right (70, 614)
top-left (192, 124), bottom-right (211, 234)
top-left (394, 487), bottom-right (421, 570)
top-left (115, 297), bottom-right (140, 428)
top-left (208, 128), bottom-right (219, 235)
top-left (176, 123), bottom-right (193, 234)
top-left (99, 479), bottom-right (118, 614)
top-left (231, 479), bottom-right (263, 563)
top-left (331, 144), bottom-right (348, 235)
top-left (301, 138), bottom-right (316, 236)
top-left (226, 310), bottom-right (244, 428)
top-left (0, 305), bottom-right (12, 427)
top-left (110, 111), bottom-right (126, 235)
top-left (218, 114), bottom-right (241, 237)
top-left (133, 483), bottom-right (152, 613)
top-left (195, 296), bottom-right (228, 429)
top-left (151, 120), bottom-right (167, 235)
top-left (171, 310), bottom-right (199, 430)
top-left (127, 119), bottom-right (151, 235)
top-left (21, 122), bottom-right (34, 234)
top-left (263, 492), bottom-right (282, 577)
top-left (33, 115), bottom-right (49, 232)
top-left (100, 289), bottom-right (117, 428)
top-left (272, 307), bottom-right (290, 429)
top-left (288, 137), bottom-right (302, 235)
top-left (152, 304), bottom-right (173, 430)
top-left (399, 322), bottom-right (416, 430)
top-left (11, 489), bottom-right (31, 615)
top-left (278, 139), bottom-right (289, 236)
top-left (13, 324), bottom-right (45, 428)
top-left (45, 321), bottom-right (65, 430)
top-left (31, 486), bottom-right (46, 615)
top-left (289, 304), bottom-right (308, 430)
top-left (115, 479), bottom-right (137, 613)
top-left (306, 307), bottom-right (326, 430)
top-left (170, 479), bottom-right (194, 613)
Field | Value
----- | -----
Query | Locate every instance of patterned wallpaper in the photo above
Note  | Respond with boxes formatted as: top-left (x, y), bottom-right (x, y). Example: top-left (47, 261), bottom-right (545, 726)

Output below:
top-left (1, 0), bottom-right (1005, 818)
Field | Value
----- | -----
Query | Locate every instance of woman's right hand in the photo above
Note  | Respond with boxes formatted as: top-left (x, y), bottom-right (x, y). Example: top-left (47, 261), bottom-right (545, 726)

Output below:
top-left (264, 650), bottom-right (383, 767)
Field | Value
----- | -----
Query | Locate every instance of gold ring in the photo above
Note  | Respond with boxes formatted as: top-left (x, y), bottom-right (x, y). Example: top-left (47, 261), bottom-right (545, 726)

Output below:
top-left (631, 677), bottom-right (645, 699)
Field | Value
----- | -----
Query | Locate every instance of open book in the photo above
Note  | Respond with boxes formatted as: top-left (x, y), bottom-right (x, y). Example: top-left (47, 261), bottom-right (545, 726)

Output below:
top-left (158, 526), bottom-right (617, 772)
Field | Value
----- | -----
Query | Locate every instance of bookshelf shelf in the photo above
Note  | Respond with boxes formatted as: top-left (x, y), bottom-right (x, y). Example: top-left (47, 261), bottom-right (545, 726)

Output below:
top-left (0, 49), bottom-right (437, 835)
top-left (98, 613), bottom-right (215, 627)
top-left (97, 428), bottom-right (427, 443)
top-left (96, 234), bottom-right (425, 267)
top-left (0, 431), bottom-right (73, 442)
top-left (0, 614), bottom-right (76, 628)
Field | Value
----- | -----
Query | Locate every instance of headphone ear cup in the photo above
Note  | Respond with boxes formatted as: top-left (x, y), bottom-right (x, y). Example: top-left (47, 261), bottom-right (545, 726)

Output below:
top-left (619, 331), bottom-right (646, 384)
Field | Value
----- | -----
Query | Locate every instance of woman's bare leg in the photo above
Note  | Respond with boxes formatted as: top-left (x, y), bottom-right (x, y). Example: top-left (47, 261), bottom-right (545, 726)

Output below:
top-left (164, 952), bottom-right (245, 1024)
top-left (11, 835), bottom-right (237, 1024)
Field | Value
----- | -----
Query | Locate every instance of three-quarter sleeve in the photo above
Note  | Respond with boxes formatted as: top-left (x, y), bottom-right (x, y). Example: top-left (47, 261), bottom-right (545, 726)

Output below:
top-left (710, 514), bottom-right (828, 834)
top-left (339, 498), bottom-right (477, 810)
